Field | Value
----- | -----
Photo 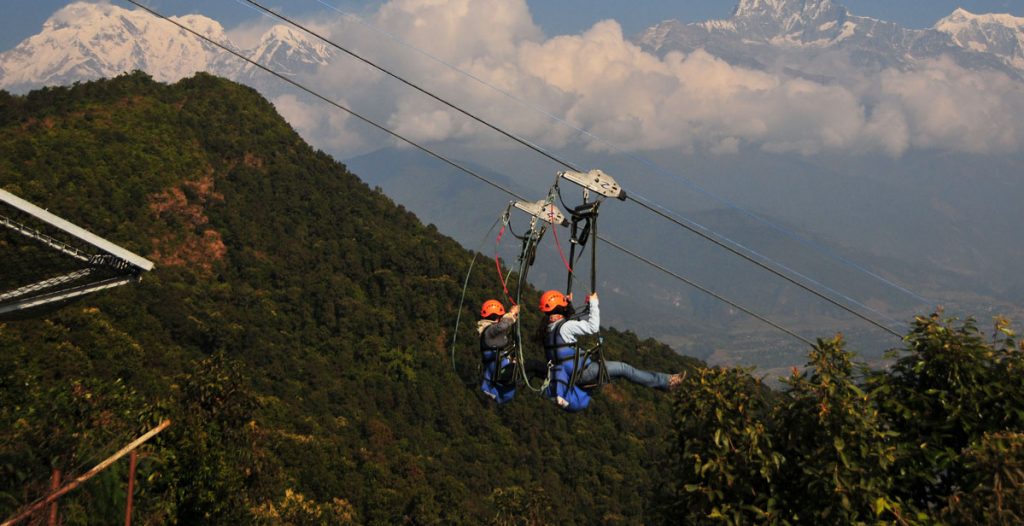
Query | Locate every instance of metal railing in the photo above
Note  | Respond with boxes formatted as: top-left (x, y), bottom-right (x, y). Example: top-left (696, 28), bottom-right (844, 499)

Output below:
top-left (1, 420), bottom-right (172, 526)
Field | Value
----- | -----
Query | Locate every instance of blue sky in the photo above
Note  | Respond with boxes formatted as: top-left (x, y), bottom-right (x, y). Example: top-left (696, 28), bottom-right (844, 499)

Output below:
top-left (2, 0), bottom-right (1023, 51)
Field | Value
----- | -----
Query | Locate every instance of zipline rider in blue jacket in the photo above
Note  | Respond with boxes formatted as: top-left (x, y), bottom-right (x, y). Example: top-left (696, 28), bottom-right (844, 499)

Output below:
top-left (540, 290), bottom-right (683, 412)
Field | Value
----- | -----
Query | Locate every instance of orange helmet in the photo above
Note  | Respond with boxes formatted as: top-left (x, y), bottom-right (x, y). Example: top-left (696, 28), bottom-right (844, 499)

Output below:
top-left (481, 299), bottom-right (506, 318)
top-left (539, 290), bottom-right (568, 313)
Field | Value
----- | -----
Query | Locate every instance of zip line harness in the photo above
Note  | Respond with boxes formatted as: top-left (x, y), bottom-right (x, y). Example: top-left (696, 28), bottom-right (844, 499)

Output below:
top-left (453, 196), bottom-right (568, 394)
top-left (452, 169), bottom-right (627, 401)
top-left (502, 196), bottom-right (567, 393)
top-left (550, 169), bottom-right (627, 390)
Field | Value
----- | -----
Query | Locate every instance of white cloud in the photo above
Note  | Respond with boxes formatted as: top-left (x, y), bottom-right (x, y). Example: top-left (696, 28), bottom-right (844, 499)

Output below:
top-left (374, 0), bottom-right (542, 64)
top-left (237, 0), bottom-right (1024, 158)
top-left (48, 1), bottom-right (116, 28)
top-left (871, 58), bottom-right (1024, 154)
top-left (272, 93), bottom-right (378, 156)
top-left (272, 94), bottom-right (321, 135)
top-left (225, 17), bottom-right (278, 50)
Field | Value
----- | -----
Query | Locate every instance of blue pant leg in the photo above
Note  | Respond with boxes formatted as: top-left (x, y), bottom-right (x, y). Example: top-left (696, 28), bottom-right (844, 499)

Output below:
top-left (578, 360), bottom-right (670, 390)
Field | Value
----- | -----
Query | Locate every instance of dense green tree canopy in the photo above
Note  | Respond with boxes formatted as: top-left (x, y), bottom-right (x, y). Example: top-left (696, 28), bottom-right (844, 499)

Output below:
top-left (2, 73), bottom-right (1020, 525)
top-left (666, 316), bottom-right (1024, 525)
top-left (0, 72), bottom-right (697, 525)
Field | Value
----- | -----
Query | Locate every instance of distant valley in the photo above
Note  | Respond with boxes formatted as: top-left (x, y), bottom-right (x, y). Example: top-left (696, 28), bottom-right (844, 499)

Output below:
top-left (3, 0), bottom-right (1022, 372)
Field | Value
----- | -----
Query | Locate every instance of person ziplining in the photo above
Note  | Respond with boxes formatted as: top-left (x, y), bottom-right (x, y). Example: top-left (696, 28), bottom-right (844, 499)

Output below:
top-left (470, 169), bottom-right (684, 411)
top-left (478, 299), bottom-right (546, 403)
top-left (538, 290), bottom-right (683, 412)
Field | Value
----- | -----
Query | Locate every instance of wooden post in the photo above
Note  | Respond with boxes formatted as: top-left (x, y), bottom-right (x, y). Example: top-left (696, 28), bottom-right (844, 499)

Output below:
top-left (2, 420), bottom-right (170, 526)
top-left (124, 451), bottom-right (138, 526)
top-left (48, 470), bottom-right (60, 526)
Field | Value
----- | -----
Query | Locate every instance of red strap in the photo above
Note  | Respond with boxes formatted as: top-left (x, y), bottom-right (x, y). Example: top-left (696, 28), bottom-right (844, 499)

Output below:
top-left (494, 224), bottom-right (516, 306)
top-left (550, 216), bottom-right (574, 274)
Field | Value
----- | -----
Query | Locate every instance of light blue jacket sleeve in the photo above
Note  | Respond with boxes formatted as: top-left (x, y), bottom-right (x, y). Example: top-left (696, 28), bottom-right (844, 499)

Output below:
top-left (558, 298), bottom-right (599, 343)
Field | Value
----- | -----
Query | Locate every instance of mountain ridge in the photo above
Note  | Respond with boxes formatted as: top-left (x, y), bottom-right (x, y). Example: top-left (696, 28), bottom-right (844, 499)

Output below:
top-left (935, 7), bottom-right (1024, 67)
top-left (0, 72), bottom-right (698, 523)
top-left (3, 0), bottom-right (1023, 94)
top-left (5, 0), bottom-right (1023, 369)
top-left (0, 2), bottom-right (332, 94)
top-left (637, 0), bottom-right (1023, 77)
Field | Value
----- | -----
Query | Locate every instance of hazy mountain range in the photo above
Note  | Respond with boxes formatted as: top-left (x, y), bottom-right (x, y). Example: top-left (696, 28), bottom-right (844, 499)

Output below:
top-left (0, 2), bottom-right (335, 94)
top-left (2, 0), bottom-right (1022, 373)
top-left (638, 0), bottom-right (1024, 77)
top-left (345, 145), bottom-right (1024, 370)
top-left (2, 1), bottom-right (1022, 93)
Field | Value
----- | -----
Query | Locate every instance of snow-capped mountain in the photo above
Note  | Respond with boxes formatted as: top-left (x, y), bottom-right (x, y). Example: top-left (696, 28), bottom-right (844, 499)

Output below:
top-left (5, 0), bottom-right (1021, 94)
top-left (935, 8), bottom-right (1024, 69)
top-left (642, 0), bottom-right (905, 51)
top-left (0, 2), bottom-right (334, 94)
top-left (637, 0), bottom-right (1023, 78)
top-left (0, 3), bottom-right (233, 93)
top-left (727, 0), bottom-right (851, 42)
top-left (246, 25), bottom-right (334, 77)
top-left (235, 24), bottom-right (336, 93)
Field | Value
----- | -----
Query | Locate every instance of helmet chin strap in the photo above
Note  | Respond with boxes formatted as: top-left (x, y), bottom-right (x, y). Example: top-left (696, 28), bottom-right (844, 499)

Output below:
top-left (548, 314), bottom-right (565, 323)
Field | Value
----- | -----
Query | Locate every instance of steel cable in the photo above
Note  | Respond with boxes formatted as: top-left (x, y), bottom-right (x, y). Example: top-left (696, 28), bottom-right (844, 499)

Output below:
top-left (238, 0), bottom-right (905, 339)
top-left (124, 0), bottom-right (819, 347)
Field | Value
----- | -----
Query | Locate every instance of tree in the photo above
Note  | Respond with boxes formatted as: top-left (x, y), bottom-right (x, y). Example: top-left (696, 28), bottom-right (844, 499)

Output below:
top-left (665, 367), bottom-right (780, 525)
top-left (772, 335), bottom-right (904, 524)
top-left (940, 431), bottom-right (1024, 525)
top-left (148, 353), bottom-right (265, 524)
top-left (872, 314), bottom-right (1024, 510)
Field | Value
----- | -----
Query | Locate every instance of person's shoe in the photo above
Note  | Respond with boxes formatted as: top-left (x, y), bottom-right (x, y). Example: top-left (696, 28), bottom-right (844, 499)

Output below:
top-left (668, 372), bottom-right (686, 391)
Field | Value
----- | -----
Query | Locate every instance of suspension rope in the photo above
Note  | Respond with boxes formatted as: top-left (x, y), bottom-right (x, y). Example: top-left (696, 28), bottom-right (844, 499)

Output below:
top-left (494, 221), bottom-right (516, 306)
top-left (309, 0), bottom-right (931, 308)
top-left (512, 223), bottom-right (548, 393)
top-left (601, 237), bottom-right (817, 347)
top-left (450, 215), bottom-right (502, 374)
top-left (235, 0), bottom-right (904, 339)
top-left (549, 214), bottom-right (575, 277)
top-left (628, 195), bottom-right (902, 338)
top-left (125, 0), bottom-right (816, 347)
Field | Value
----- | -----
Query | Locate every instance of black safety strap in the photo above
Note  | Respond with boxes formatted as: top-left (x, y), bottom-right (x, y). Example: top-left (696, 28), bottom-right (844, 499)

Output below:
top-left (545, 318), bottom-right (609, 390)
top-left (565, 197), bottom-right (608, 388)
top-left (565, 201), bottom-right (600, 297)
top-left (482, 339), bottom-right (520, 387)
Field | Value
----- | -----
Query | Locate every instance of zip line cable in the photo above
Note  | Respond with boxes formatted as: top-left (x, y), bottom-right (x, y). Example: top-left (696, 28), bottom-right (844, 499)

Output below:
top-left (306, 0), bottom-right (932, 308)
top-left (601, 237), bottom-right (816, 347)
top-left (123, 0), bottom-right (815, 346)
top-left (243, 0), bottom-right (578, 173)
top-left (123, 0), bottom-right (515, 200)
top-left (237, 0), bottom-right (904, 338)
top-left (629, 195), bottom-right (901, 337)
top-left (628, 191), bottom-right (905, 336)
top-left (625, 190), bottom-right (904, 330)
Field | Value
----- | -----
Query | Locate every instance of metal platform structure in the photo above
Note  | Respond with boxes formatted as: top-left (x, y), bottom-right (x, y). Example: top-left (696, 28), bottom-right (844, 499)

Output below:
top-left (0, 189), bottom-right (154, 317)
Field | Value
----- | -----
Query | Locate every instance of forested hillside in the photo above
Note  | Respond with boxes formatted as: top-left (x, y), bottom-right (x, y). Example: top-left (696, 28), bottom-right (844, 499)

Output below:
top-left (0, 72), bottom-right (698, 525)
top-left (2, 73), bottom-right (1023, 526)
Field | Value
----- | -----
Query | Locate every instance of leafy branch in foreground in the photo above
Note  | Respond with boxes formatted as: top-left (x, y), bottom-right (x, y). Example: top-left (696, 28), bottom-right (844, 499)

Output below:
top-left (665, 315), bottom-right (1024, 525)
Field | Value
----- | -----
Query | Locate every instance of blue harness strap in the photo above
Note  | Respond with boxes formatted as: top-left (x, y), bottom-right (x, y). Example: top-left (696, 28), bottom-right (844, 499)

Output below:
top-left (480, 334), bottom-right (516, 404)
top-left (543, 319), bottom-right (592, 412)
